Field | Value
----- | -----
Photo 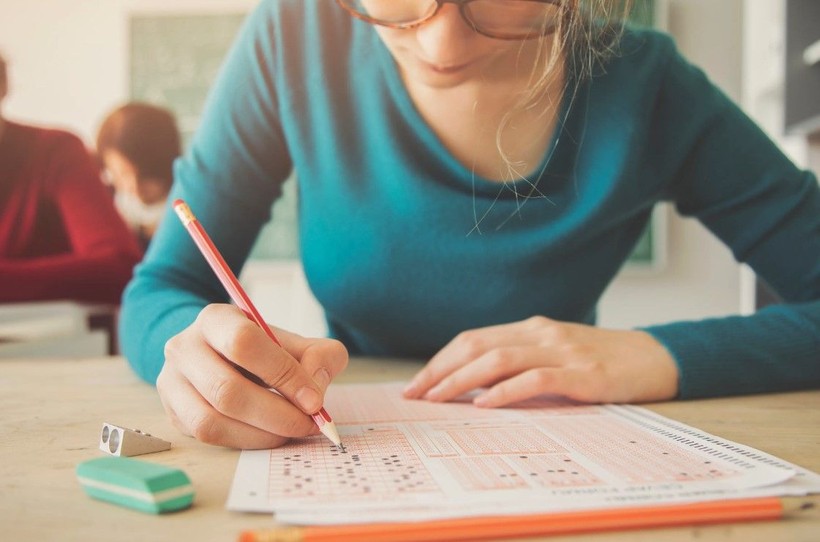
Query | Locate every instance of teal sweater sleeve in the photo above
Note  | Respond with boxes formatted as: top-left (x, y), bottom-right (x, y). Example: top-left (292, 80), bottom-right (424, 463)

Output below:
top-left (638, 41), bottom-right (820, 397)
top-left (120, 0), bottom-right (819, 398)
top-left (118, 1), bottom-right (294, 382)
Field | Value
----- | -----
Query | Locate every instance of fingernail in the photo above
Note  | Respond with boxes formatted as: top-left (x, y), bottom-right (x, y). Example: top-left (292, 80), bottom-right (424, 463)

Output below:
top-left (295, 386), bottom-right (321, 412)
top-left (313, 367), bottom-right (331, 390)
top-left (424, 385), bottom-right (443, 401)
top-left (474, 394), bottom-right (490, 407)
top-left (403, 381), bottom-right (420, 397)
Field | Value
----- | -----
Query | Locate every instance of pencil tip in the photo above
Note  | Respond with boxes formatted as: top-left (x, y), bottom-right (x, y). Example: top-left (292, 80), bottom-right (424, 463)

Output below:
top-left (319, 420), bottom-right (342, 448)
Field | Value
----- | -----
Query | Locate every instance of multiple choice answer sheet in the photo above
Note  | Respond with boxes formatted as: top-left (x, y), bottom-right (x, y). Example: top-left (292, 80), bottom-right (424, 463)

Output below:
top-left (227, 383), bottom-right (820, 524)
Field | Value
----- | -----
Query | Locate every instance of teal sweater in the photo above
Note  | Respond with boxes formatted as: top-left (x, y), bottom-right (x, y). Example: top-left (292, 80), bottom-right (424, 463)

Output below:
top-left (120, 0), bottom-right (820, 398)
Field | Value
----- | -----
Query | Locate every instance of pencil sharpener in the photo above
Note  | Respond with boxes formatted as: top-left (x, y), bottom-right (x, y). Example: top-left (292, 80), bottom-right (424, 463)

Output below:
top-left (99, 423), bottom-right (172, 457)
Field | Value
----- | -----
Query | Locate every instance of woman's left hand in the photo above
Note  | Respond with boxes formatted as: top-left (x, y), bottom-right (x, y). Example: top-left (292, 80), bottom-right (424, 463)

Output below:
top-left (403, 316), bottom-right (679, 406)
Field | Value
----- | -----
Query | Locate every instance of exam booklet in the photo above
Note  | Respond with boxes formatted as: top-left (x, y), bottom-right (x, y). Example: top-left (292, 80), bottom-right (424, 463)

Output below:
top-left (227, 382), bottom-right (820, 525)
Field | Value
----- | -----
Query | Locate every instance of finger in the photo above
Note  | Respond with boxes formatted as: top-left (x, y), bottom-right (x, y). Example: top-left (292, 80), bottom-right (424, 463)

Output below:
top-left (164, 375), bottom-right (293, 449)
top-left (404, 316), bottom-right (559, 399)
top-left (404, 320), bottom-right (547, 399)
top-left (271, 329), bottom-right (349, 394)
top-left (196, 304), bottom-right (325, 415)
top-left (176, 332), bottom-right (319, 438)
top-left (473, 367), bottom-right (586, 408)
top-left (422, 346), bottom-right (553, 403)
top-left (167, 312), bottom-right (318, 438)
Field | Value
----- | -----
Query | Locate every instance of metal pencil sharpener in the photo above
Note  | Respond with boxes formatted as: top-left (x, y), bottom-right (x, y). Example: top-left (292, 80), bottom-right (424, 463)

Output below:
top-left (99, 423), bottom-right (171, 457)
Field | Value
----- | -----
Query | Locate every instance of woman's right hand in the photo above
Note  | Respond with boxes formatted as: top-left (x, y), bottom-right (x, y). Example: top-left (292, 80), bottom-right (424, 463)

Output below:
top-left (157, 303), bottom-right (348, 449)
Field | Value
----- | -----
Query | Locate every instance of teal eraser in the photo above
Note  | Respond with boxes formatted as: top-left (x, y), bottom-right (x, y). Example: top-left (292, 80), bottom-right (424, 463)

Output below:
top-left (76, 456), bottom-right (194, 514)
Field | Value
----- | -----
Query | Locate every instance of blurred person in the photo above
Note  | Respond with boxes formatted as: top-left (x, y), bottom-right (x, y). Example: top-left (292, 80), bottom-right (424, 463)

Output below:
top-left (96, 102), bottom-right (181, 249)
top-left (0, 52), bottom-right (142, 304)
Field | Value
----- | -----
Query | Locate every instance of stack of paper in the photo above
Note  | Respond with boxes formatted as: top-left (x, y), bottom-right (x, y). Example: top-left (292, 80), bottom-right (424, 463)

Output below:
top-left (228, 382), bottom-right (820, 525)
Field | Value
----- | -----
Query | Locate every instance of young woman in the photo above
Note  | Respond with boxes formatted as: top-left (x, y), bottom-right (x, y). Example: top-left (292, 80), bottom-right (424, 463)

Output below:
top-left (120, 0), bottom-right (820, 449)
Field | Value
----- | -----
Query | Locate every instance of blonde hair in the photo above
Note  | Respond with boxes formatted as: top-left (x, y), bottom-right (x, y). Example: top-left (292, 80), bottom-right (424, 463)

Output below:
top-left (497, 0), bottom-right (634, 181)
top-left (563, 0), bottom-right (636, 81)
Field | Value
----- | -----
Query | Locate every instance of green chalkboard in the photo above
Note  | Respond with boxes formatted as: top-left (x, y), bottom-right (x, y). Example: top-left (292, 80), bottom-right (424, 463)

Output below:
top-left (129, 3), bottom-right (664, 266)
top-left (130, 14), bottom-right (245, 145)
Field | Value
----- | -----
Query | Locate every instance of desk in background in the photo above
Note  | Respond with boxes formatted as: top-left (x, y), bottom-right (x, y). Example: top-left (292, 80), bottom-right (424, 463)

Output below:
top-left (0, 356), bottom-right (818, 542)
top-left (0, 301), bottom-right (118, 357)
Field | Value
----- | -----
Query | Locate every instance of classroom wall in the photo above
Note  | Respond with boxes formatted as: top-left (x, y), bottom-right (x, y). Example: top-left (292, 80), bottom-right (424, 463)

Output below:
top-left (0, 0), bottom-right (259, 141)
top-left (0, 0), bottom-right (764, 334)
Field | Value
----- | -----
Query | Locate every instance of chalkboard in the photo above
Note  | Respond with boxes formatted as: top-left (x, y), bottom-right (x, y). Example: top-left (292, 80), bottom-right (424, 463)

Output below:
top-left (129, 13), bottom-right (299, 260)
top-left (130, 13), bottom-right (245, 145)
top-left (129, 6), bottom-right (664, 267)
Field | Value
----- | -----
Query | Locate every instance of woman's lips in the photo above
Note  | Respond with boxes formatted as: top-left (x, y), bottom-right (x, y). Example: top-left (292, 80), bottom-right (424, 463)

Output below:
top-left (421, 59), bottom-right (473, 74)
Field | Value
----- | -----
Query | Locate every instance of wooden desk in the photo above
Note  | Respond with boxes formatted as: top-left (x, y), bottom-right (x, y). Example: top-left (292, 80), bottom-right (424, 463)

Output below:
top-left (1, 357), bottom-right (817, 542)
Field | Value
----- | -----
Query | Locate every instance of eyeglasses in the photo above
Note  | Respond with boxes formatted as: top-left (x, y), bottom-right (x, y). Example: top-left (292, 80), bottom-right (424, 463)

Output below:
top-left (336, 0), bottom-right (563, 40)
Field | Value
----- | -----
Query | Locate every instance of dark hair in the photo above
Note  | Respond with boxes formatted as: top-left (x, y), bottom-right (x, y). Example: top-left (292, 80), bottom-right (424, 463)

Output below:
top-left (96, 102), bottom-right (181, 189)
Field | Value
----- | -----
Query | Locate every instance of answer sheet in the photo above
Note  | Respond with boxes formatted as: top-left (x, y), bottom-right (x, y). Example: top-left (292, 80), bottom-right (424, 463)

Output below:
top-left (227, 382), bottom-right (820, 524)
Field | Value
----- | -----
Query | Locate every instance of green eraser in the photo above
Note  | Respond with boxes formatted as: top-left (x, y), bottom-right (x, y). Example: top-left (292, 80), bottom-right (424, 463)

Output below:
top-left (76, 456), bottom-right (194, 514)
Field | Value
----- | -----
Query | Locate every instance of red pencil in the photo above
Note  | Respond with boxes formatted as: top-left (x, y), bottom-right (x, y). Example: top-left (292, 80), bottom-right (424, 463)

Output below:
top-left (173, 198), bottom-right (342, 448)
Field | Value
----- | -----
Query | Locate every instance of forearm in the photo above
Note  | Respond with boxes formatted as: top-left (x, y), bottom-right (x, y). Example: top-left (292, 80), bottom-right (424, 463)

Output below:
top-left (644, 300), bottom-right (820, 399)
top-left (0, 252), bottom-right (139, 304)
top-left (119, 276), bottom-right (212, 384)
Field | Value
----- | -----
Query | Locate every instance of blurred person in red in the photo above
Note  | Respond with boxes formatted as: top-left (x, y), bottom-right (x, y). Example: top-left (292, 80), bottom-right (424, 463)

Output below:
top-left (0, 52), bottom-right (142, 304)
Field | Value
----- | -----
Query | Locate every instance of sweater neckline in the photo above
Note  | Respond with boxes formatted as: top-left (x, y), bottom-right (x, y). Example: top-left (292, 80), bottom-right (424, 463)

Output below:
top-left (372, 33), bottom-right (575, 195)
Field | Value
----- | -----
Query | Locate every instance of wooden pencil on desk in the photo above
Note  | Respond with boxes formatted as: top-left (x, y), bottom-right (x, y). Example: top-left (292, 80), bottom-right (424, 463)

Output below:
top-left (238, 496), bottom-right (818, 542)
top-left (173, 198), bottom-right (342, 448)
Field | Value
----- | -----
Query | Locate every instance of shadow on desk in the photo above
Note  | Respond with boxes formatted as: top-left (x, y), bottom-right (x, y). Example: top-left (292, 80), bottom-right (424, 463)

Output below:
top-left (0, 301), bottom-right (119, 358)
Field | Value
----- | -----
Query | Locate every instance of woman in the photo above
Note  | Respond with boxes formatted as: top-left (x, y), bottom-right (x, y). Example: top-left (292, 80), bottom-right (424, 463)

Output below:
top-left (97, 102), bottom-right (181, 249)
top-left (120, 0), bottom-right (820, 449)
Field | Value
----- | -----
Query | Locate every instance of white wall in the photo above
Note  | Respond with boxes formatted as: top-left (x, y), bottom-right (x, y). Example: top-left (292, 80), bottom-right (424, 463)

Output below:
top-left (0, 0), bottom-right (257, 142)
top-left (1, 0), bottom-right (770, 335)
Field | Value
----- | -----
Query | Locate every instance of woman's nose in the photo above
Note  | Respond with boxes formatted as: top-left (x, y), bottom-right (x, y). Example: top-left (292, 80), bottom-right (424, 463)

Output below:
top-left (415, 4), bottom-right (475, 62)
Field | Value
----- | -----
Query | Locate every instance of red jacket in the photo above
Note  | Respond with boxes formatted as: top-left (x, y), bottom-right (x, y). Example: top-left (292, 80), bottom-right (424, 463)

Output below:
top-left (0, 121), bottom-right (143, 304)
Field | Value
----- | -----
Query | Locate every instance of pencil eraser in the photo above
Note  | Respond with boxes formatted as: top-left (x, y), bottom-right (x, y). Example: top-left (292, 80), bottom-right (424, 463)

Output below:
top-left (76, 456), bottom-right (194, 514)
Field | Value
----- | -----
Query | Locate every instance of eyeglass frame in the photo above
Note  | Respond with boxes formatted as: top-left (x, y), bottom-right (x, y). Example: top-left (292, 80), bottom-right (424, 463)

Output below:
top-left (335, 0), bottom-right (564, 41)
